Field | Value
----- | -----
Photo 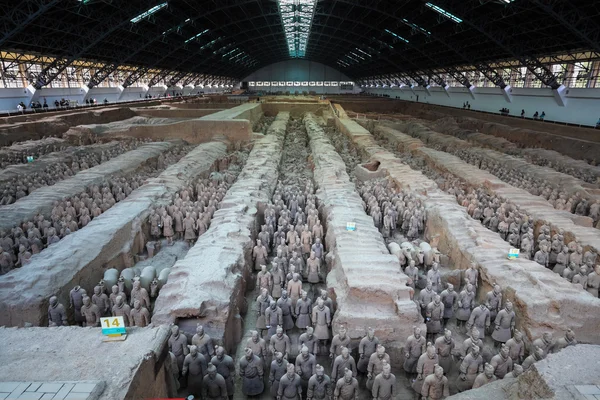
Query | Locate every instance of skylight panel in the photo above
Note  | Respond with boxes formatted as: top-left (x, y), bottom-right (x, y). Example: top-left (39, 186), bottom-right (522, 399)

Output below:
top-left (131, 2), bottom-right (168, 24)
top-left (401, 18), bottom-right (432, 35)
top-left (163, 18), bottom-right (193, 35)
top-left (278, 0), bottom-right (317, 58)
top-left (384, 29), bottom-right (410, 44)
top-left (424, 3), bottom-right (463, 23)
top-left (184, 29), bottom-right (209, 43)
top-left (356, 48), bottom-right (373, 58)
top-left (349, 51), bottom-right (365, 60)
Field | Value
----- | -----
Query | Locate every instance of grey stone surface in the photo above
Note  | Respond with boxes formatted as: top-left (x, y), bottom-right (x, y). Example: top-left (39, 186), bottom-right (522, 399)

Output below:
top-left (0, 384), bottom-right (19, 393)
top-left (53, 384), bottom-right (74, 400)
top-left (0, 326), bottom-right (168, 400)
top-left (153, 112), bottom-right (289, 351)
top-left (16, 393), bottom-right (42, 400)
top-left (305, 112), bottom-right (424, 365)
top-left (36, 384), bottom-right (63, 393)
top-left (0, 140), bottom-right (228, 327)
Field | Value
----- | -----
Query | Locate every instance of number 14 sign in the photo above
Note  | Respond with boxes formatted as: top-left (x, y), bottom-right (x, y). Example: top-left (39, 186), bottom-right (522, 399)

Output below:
top-left (100, 316), bottom-right (127, 341)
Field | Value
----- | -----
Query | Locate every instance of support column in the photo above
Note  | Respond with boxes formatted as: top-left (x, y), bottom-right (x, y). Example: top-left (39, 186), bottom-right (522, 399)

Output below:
top-left (553, 84), bottom-right (568, 107)
top-left (501, 85), bottom-right (513, 103)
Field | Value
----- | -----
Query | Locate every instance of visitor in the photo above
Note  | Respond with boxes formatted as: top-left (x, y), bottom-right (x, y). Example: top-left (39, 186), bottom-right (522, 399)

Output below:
top-left (85, 99), bottom-right (89, 105)
top-left (521, 109), bottom-right (525, 118)
top-left (104, 98), bottom-right (109, 104)
top-left (533, 111), bottom-right (539, 120)
top-left (54, 99), bottom-right (60, 108)
top-left (596, 117), bottom-right (600, 129)
top-left (540, 111), bottom-right (545, 121)
top-left (16, 103), bottom-right (23, 113)
top-left (43, 98), bottom-right (48, 108)
top-left (463, 102), bottom-right (467, 109)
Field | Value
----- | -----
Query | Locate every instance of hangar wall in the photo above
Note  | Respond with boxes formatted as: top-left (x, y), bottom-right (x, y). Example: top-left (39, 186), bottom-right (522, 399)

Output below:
top-left (363, 86), bottom-right (600, 126)
top-left (243, 60), bottom-right (360, 94)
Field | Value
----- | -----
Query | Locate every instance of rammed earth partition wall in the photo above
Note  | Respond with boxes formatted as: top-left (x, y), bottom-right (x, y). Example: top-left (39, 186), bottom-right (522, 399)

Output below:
top-left (0, 141), bottom-right (179, 231)
top-left (332, 109), bottom-right (600, 344)
top-left (152, 112), bottom-right (289, 352)
top-left (0, 140), bottom-right (228, 327)
top-left (305, 112), bottom-right (424, 365)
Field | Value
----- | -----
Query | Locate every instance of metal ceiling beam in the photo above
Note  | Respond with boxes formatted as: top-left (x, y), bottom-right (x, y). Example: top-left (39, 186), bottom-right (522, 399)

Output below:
top-left (0, 0), bottom-right (61, 48)
top-left (31, 1), bottom-right (167, 89)
top-left (424, 0), bottom-right (562, 89)
top-left (531, 0), bottom-right (600, 55)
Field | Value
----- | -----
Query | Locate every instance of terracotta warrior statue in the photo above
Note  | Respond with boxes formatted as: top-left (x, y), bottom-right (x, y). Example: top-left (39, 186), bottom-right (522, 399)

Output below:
top-left (357, 327), bottom-right (380, 375)
top-left (210, 346), bottom-right (235, 399)
top-left (277, 290), bottom-right (295, 332)
top-left (413, 343), bottom-right (439, 397)
top-left (111, 296), bottom-right (131, 327)
top-left (421, 365), bottom-right (449, 400)
top-left (265, 300), bottom-right (283, 339)
top-left (456, 345), bottom-right (484, 392)
top-left (80, 295), bottom-right (101, 327)
top-left (522, 346), bottom-right (545, 371)
top-left (182, 345), bottom-right (208, 398)
top-left (440, 284), bottom-right (458, 328)
top-left (192, 324), bottom-right (215, 358)
top-left (47, 296), bottom-right (68, 327)
top-left (466, 303), bottom-right (491, 340)
top-left (455, 284), bottom-right (475, 331)
top-left (202, 362), bottom-right (228, 400)
top-left (426, 295), bottom-right (444, 342)
top-left (278, 362), bottom-right (302, 400)
top-left (295, 345), bottom-right (317, 394)
top-left (92, 285), bottom-right (110, 317)
top-left (485, 284), bottom-right (502, 322)
top-left (490, 344), bottom-right (513, 379)
top-left (367, 345), bottom-right (390, 391)
top-left (332, 346), bottom-right (357, 383)
top-left (312, 298), bottom-right (331, 354)
top-left (333, 368), bottom-right (359, 400)
top-left (296, 322), bottom-right (317, 354)
top-left (168, 325), bottom-right (189, 372)
top-left (295, 291), bottom-right (312, 330)
top-left (434, 329), bottom-right (455, 376)
top-left (246, 330), bottom-right (268, 363)
top-left (130, 280), bottom-right (150, 310)
top-left (269, 351), bottom-right (289, 399)
top-left (253, 239), bottom-right (268, 271)
top-left (403, 326), bottom-right (426, 380)
top-left (307, 364), bottom-right (332, 400)
top-left (553, 328), bottom-right (577, 353)
top-left (505, 330), bottom-right (525, 364)
top-left (532, 332), bottom-right (554, 357)
top-left (239, 348), bottom-right (264, 396)
top-left (371, 361), bottom-right (396, 400)
top-left (330, 326), bottom-right (351, 359)
top-left (270, 325), bottom-right (291, 360)
top-left (464, 263), bottom-right (478, 288)
top-left (130, 299), bottom-right (151, 327)
top-left (472, 363), bottom-right (497, 389)
top-left (503, 364), bottom-right (523, 380)
top-left (492, 301), bottom-right (515, 347)
top-left (256, 264), bottom-right (273, 294)
top-left (69, 286), bottom-right (86, 326)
